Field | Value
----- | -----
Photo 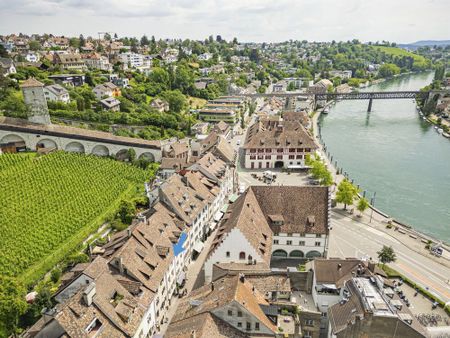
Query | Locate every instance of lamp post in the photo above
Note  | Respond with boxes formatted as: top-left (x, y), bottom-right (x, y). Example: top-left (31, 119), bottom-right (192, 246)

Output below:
top-left (370, 192), bottom-right (376, 223)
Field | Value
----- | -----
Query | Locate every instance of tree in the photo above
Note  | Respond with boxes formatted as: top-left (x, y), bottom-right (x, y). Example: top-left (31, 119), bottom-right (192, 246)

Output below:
top-left (140, 35), bottom-right (150, 46)
top-left (0, 277), bottom-right (28, 336)
top-left (0, 45), bottom-right (8, 57)
top-left (28, 40), bottom-right (41, 51)
top-left (118, 200), bottom-right (135, 225)
top-left (356, 197), bottom-right (369, 216)
top-left (377, 245), bottom-right (396, 265)
top-left (335, 179), bottom-right (359, 209)
top-left (378, 63), bottom-right (400, 78)
top-left (160, 90), bottom-right (187, 113)
top-left (79, 34), bottom-right (85, 47)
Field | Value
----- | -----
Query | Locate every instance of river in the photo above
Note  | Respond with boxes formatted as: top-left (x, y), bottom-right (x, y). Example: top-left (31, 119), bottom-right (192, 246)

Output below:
top-left (319, 71), bottom-right (450, 243)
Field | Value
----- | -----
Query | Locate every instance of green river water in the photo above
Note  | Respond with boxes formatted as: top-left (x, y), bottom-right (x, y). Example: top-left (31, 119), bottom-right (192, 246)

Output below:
top-left (319, 71), bottom-right (450, 242)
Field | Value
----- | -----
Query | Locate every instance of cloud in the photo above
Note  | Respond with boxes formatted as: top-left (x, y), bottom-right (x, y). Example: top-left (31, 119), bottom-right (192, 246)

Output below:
top-left (0, 0), bottom-right (448, 42)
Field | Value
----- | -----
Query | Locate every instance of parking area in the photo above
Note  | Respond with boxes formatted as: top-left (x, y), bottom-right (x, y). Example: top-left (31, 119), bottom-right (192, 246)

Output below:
top-left (392, 278), bottom-right (450, 327)
top-left (238, 167), bottom-right (311, 188)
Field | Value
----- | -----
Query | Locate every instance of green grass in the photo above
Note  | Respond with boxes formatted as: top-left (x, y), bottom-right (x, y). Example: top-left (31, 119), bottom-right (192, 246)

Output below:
top-left (372, 46), bottom-right (427, 63)
top-left (0, 152), bottom-right (150, 285)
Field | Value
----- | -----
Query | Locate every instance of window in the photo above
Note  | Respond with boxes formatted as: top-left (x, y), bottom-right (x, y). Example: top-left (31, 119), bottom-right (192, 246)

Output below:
top-left (277, 155), bottom-right (282, 160)
top-left (265, 155), bottom-right (271, 159)
top-left (228, 310), bottom-right (232, 316)
top-left (239, 252), bottom-right (246, 260)
top-left (246, 322), bottom-right (251, 331)
top-left (257, 155), bottom-right (264, 160)
top-left (315, 241), bottom-right (321, 246)
top-left (226, 251), bottom-right (230, 257)
top-left (237, 322), bottom-right (242, 327)
top-left (287, 233), bottom-right (292, 236)
top-left (266, 148), bottom-right (271, 153)
top-left (297, 148), bottom-right (303, 152)
top-left (258, 162), bottom-right (262, 169)
top-left (299, 241), bottom-right (305, 246)
top-left (237, 311), bottom-right (243, 317)
top-left (255, 322), bottom-right (260, 331)
top-left (250, 155), bottom-right (256, 160)
top-left (300, 233), bottom-right (305, 237)
top-left (277, 149), bottom-right (283, 153)
top-left (286, 240), bottom-right (292, 245)
top-left (296, 154), bottom-right (302, 159)
top-left (266, 162), bottom-right (270, 168)
top-left (289, 155), bottom-right (295, 159)
top-left (274, 240), bottom-right (279, 244)
top-left (304, 330), bottom-right (312, 338)
top-left (316, 234), bottom-right (322, 238)
top-left (321, 312), bottom-right (327, 318)
top-left (289, 148), bottom-right (296, 152)
top-left (250, 149), bottom-right (256, 153)
top-left (305, 319), bottom-right (314, 326)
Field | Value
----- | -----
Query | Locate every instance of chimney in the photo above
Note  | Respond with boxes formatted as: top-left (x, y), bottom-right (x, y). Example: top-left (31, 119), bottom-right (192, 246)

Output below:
top-left (190, 330), bottom-right (196, 338)
top-left (239, 273), bottom-right (245, 283)
top-left (211, 282), bottom-right (215, 292)
top-left (83, 282), bottom-right (96, 306)
top-left (127, 228), bottom-right (132, 238)
top-left (338, 263), bottom-right (342, 270)
top-left (41, 307), bottom-right (57, 324)
top-left (368, 260), bottom-right (376, 273)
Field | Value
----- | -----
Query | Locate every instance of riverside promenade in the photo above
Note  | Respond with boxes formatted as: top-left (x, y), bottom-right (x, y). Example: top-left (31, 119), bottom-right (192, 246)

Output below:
top-left (312, 109), bottom-right (450, 304)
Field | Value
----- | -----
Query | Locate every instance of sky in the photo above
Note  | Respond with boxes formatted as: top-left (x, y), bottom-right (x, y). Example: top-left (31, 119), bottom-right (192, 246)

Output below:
top-left (0, 0), bottom-right (449, 43)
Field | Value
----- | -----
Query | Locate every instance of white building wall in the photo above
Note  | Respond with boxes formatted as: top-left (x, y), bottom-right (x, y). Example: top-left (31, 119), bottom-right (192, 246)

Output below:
top-left (212, 301), bottom-right (274, 335)
top-left (204, 228), bottom-right (263, 283)
top-left (244, 148), bottom-right (313, 169)
top-left (272, 233), bottom-right (326, 258)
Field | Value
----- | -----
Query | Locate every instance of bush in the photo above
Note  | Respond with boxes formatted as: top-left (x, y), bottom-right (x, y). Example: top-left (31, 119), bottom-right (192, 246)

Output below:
top-left (50, 268), bottom-right (61, 283)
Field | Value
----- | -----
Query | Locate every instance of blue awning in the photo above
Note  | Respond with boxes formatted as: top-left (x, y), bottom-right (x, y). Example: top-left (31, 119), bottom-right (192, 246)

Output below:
top-left (173, 232), bottom-right (187, 257)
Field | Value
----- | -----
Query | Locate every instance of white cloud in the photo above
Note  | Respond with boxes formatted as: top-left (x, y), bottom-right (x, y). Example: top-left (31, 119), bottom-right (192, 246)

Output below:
top-left (0, 0), bottom-right (448, 42)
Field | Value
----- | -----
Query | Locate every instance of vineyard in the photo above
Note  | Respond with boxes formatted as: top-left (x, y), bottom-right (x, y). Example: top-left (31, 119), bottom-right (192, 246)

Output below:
top-left (0, 152), bottom-right (149, 284)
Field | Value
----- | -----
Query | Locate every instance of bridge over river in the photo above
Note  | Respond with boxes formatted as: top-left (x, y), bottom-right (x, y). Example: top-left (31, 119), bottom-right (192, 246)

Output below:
top-left (242, 90), bottom-right (446, 112)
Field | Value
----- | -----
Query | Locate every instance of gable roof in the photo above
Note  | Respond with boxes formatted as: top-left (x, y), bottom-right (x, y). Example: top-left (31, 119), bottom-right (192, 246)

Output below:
top-left (20, 77), bottom-right (44, 88)
top-left (250, 186), bottom-right (329, 235)
top-left (244, 118), bottom-right (317, 150)
top-left (172, 275), bottom-right (277, 333)
top-left (45, 84), bottom-right (68, 96)
top-left (313, 258), bottom-right (371, 287)
top-left (166, 312), bottom-right (249, 338)
top-left (209, 188), bottom-right (273, 265)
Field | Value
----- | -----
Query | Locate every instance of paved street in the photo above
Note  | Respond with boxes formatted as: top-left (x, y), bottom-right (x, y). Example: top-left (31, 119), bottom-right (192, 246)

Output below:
top-left (329, 209), bottom-right (450, 304)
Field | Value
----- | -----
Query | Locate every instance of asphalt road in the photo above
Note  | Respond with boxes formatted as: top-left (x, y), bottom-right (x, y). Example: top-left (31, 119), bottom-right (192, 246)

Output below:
top-left (329, 210), bottom-right (450, 304)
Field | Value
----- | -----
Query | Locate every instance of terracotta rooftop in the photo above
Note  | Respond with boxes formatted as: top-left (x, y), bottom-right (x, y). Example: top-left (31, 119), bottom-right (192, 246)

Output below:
top-left (244, 118), bottom-right (317, 150)
top-left (20, 77), bottom-right (44, 88)
top-left (172, 275), bottom-right (277, 333)
top-left (166, 312), bottom-right (249, 338)
top-left (250, 186), bottom-right (330, 235)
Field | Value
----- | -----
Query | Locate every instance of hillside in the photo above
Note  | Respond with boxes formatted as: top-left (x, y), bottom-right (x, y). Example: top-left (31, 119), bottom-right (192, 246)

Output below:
top-left (372, 45), bottom-right (427, 62)
top-left (0, 152), bottom-right (149, 284)
top-left (399, 40), bottom-right (450, 50)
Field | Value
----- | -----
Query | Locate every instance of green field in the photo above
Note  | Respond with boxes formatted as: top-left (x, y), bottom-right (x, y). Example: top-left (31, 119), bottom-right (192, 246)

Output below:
top-left (372, 45), bottom-right (427, 63)
top-left (0, 152), bottom-right (149, 284)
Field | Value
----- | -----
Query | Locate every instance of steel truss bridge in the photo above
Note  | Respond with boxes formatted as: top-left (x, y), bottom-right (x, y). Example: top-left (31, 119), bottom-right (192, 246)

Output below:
top-left (244, 90), bottom-right (433, 112)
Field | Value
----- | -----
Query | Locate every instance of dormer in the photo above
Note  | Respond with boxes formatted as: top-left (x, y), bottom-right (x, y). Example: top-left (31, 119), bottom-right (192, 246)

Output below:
top-left (268, 214), bottom-right (284, 226)
top-left (307, 215), bottom-right (315, 227)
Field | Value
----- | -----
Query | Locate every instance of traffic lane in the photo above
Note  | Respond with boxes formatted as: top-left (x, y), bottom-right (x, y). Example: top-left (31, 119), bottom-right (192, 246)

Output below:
top-left (329, 216), bottom-right (450, 302)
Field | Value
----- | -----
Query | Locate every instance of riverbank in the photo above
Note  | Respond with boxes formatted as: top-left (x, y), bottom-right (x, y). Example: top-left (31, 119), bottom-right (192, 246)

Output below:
top-left (312, 107), bottom-right (450, 263)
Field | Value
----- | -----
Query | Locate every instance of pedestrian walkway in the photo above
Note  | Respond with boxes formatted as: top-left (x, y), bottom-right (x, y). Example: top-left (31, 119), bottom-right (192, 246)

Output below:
top-left (157, 225), bottom-right (219, 335)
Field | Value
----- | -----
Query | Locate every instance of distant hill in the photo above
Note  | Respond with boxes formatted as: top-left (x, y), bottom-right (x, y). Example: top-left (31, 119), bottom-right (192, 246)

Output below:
top-left (399, 40), bottom-right (450, 50)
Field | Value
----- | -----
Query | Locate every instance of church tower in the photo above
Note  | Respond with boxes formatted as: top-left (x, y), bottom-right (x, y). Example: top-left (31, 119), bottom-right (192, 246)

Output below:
top-left (20, 78), bottom-right (51, 125)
